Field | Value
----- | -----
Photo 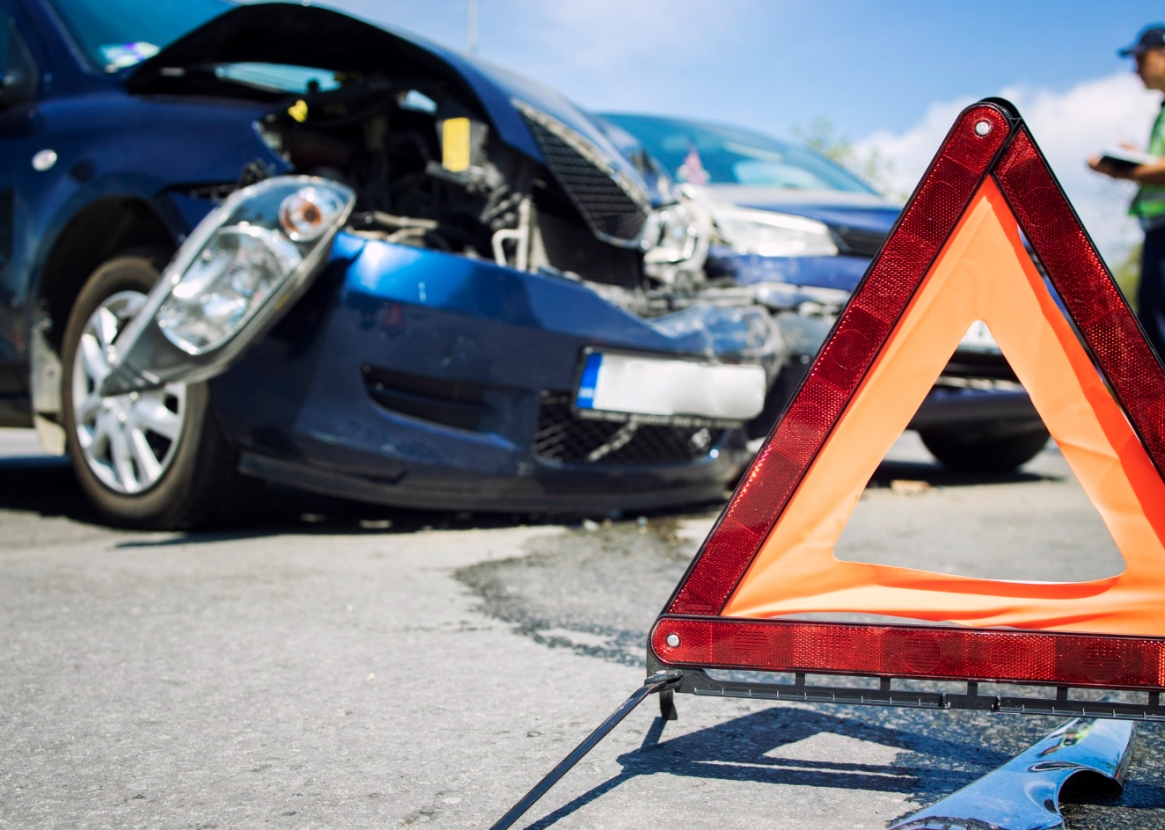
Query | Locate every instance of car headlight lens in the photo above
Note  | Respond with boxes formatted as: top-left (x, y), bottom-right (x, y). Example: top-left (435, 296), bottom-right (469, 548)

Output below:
top-left (715, 208), bottom-right (838, 257)
top-left (154, 178), bottom-right (353, 355)
top-left (157, 226), bottom-right (303, 354)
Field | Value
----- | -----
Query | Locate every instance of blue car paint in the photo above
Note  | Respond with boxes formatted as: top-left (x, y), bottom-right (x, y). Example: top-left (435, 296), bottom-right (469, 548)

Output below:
top-left (710, 248), bottom-right (872, 291)
top-left (707, 202), bottom-right (901, 292)
top-left (0, 0), bottom-right (752, 511)
top-left (0, 3), bottom-right (288, 354)
top-left (210, 236), bottom-right (749, 511)
top-left (576, 354), bottom-right (602, 409)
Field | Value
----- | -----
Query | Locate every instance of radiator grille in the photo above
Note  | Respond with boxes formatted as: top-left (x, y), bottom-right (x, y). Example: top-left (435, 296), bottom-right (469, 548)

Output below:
top-left (536, 211), bottom-right (642, 287)
top-left (516, 103), bottom-right (648, 244)
top-left (534, 392), bottom-right (722, 466)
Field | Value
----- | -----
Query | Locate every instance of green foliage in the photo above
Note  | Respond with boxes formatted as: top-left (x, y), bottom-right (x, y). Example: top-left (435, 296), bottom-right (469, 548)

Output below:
top-left (1112, 243), bottom-right (1141, 312)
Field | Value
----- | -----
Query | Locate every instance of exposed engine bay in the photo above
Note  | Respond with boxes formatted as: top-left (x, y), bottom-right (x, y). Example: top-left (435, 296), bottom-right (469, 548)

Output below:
top-left (117, 0), bottom-right (802, 344)
top-left (119, 3), bottom-right (791, 412)
top-left (249, 72), bottom-right (713, 315)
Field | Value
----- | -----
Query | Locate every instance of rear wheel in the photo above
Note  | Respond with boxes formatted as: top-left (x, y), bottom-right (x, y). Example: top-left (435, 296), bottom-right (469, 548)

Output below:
top-left (61, 249), bottom-right (252, 528)
top-left (919, 424), bottom-right (1050, 473)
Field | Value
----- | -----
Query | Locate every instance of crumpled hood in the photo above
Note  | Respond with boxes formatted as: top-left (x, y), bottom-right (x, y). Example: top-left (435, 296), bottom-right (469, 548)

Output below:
top-left (125, 3), bottom-right (648, 192)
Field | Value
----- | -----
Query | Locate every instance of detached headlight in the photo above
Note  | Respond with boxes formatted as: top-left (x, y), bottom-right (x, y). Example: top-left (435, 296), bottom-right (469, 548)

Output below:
top-left (100, 176), bottom-right (355, 395)
top-left (157, 225), bottom-right (303, 354)
top-left (715, 208), bottom-right (838, 257)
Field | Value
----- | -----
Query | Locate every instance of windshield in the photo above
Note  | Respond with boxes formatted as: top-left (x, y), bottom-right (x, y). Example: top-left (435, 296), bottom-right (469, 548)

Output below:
top-left (47, 0), bottom-right (235, 71)
top-left (602, 114), bottom-right (877, 194)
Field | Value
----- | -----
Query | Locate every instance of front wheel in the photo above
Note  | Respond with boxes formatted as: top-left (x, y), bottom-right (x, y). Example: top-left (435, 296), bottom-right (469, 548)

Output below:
top-left (918, 423), bottom-right (1050, 473)
top-left (61, 249), bottom-right (253, 528)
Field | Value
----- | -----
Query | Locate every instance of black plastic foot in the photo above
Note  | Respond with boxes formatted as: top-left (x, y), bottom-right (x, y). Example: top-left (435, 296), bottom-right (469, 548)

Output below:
top-left (659, 688), bottom-right (678, 721)
top-left (489, 671), bottom-right (680, 830)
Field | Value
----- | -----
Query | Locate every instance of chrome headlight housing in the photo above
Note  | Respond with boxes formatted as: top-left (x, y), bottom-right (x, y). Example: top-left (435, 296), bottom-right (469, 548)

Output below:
top-left (715, 207), bottom-right (838, 257)
top-left (100, 176), bottom-right (355, 395)
top-left (642, 187), bottom-right (712, 283)
top-left (643, 203), bottom-right (699, 264)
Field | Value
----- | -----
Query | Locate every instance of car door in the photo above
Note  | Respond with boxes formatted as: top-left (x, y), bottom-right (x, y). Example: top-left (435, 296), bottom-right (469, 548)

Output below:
top-left (0, 0), bottom-right (40, 423)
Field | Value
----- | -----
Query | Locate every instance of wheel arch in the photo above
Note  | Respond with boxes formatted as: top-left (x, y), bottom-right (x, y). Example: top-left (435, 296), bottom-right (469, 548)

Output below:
top-left (37, 196), bottom-right (177, 352)
top-left (28, 197), bottom-right (179, 452)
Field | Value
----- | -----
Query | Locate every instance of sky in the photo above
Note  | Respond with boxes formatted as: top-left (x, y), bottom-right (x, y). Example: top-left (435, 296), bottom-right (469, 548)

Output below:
top-left (315, 0), bottom-right (1164, 262)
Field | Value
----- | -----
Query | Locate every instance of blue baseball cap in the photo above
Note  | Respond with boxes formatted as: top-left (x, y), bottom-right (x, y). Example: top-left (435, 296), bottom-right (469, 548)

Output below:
top-left (1120, 25), bottom-right (1165, 57)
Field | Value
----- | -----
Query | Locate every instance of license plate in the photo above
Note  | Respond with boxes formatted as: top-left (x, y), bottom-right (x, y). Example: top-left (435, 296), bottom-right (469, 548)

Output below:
top-left (575, 352), bottom-right (766, 423)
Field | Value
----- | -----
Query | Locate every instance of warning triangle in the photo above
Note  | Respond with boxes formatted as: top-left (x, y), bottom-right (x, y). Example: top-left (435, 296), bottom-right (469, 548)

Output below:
top-left (651, 99), bottom-right (1165, 690)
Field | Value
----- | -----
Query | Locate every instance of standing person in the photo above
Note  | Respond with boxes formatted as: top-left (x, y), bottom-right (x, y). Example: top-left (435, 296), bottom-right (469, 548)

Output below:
top-left (1090, 25), bottom-right (1165, 359)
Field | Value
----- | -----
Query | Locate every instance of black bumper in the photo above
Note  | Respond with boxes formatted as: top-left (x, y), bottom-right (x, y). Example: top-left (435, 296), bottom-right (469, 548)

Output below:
top-left (908, 385), bottom-right (1039, 430)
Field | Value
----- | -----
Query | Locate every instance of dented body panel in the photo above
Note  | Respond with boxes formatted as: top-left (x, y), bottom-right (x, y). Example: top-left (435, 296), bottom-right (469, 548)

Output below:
top-left (209, 234), bottom-right (753, 511)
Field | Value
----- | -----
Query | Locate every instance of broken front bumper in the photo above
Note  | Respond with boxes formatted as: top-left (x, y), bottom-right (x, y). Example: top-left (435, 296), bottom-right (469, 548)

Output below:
top-left (206, 234), bottom-right (781, 512)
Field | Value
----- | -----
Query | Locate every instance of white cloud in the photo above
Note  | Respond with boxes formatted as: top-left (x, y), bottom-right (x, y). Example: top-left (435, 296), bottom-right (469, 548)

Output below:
top-left (857, 73), bottom-right (1161, 264)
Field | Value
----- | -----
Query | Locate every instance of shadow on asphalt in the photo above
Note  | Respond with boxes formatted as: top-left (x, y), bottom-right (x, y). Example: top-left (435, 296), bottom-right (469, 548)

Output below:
top-left (0, 448), bottom-right (1052, 543)
top-left (0, 455), bottom-right (100, 523)
top-left (0, 453), bottom-right (521, 539)
top-left (521, 706), bottom-right (1014, 829)
top-left (521, 704), bottom-right (1165, 829)
top-left (868, 458), bottom-right (1058, 489)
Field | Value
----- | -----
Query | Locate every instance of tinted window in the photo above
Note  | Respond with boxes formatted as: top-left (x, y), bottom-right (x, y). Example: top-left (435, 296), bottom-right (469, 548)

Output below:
top-left (46, 0), bottom-right (234, 71)
top-left (603, 114), bottom-right (877, 194)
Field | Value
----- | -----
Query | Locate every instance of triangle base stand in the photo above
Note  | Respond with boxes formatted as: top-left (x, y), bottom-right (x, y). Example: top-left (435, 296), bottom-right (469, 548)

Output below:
top-left (488, 665), bottom-right (1159, 830)
top-left (647, 655), bottom-right (1165, 721)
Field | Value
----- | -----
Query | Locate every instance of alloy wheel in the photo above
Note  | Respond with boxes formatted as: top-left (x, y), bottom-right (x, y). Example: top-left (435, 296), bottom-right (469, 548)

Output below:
top-left (70, 290), bottom-right (187, 494)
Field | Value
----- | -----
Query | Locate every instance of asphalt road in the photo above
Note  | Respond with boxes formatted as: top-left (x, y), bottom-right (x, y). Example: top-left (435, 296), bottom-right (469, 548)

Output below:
top-left (1, 427), bottom-right (1163, 829)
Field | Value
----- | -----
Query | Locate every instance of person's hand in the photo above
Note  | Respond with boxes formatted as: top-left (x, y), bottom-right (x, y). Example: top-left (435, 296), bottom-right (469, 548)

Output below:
top-left (1089, 154), bottom-right (1132, 179)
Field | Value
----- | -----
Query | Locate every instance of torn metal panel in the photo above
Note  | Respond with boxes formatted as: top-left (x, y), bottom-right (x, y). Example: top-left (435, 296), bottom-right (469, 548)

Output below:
top-left (891, 717), bottom-right (1134, 830)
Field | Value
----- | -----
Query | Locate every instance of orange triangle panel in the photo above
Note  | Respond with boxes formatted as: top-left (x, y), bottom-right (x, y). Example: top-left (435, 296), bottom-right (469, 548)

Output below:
top-left (651, 100), bottom-right (1165, 690)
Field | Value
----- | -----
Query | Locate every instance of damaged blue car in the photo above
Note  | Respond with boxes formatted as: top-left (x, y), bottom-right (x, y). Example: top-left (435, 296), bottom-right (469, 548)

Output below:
top-left (603, 114), bottom-right (1049, 472)
top-left (0, 0), bottom-right (784, 527)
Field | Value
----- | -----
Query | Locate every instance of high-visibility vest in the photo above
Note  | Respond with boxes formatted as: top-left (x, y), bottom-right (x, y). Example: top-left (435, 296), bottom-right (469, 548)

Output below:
top-left (1132, 103), bottom-right (1165, 222)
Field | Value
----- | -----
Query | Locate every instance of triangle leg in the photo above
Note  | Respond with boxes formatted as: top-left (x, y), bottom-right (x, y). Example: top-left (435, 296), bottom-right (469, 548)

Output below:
top-left (489, 671), bottom-right (680, 830)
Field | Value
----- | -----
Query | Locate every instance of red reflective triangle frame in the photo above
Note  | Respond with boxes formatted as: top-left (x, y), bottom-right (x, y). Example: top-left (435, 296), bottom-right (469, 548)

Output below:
top-left (650, 100), bottom-right (1165, 691)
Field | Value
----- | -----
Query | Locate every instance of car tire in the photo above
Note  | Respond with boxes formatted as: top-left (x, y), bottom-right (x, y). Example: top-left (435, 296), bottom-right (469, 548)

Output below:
top-left (918, 424), bottom-right (1050, 473)
top-left (60, 248), bottom-right (254, 529)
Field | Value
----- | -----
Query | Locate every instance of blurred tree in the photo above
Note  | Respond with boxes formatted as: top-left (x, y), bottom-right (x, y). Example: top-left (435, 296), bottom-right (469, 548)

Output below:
top-left (792, 117), bottom-right (904, 202)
